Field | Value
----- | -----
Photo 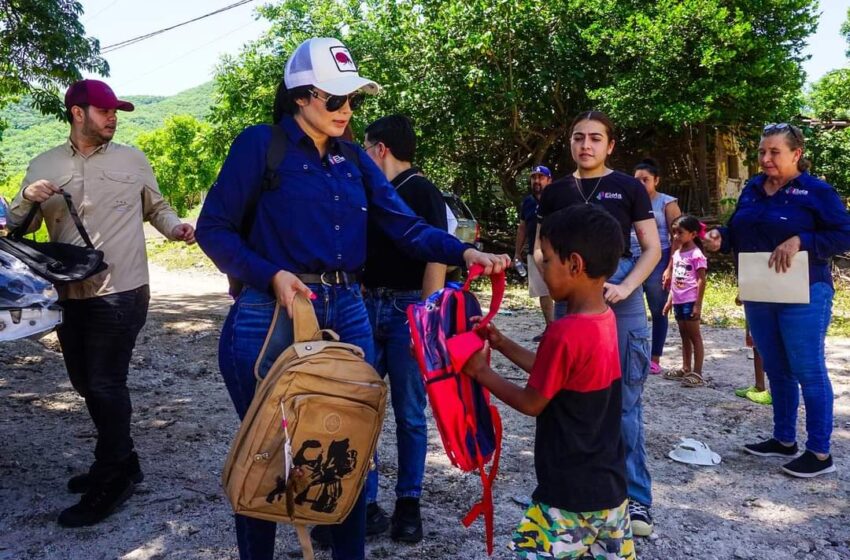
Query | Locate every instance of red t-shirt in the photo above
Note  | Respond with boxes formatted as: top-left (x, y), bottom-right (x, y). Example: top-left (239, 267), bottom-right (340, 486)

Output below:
top-left (527, 308), bottom-right (627, 512)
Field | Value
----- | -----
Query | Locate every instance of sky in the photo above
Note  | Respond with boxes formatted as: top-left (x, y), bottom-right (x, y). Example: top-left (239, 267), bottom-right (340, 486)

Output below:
top-left (79, 0), bottom-right (849, 98)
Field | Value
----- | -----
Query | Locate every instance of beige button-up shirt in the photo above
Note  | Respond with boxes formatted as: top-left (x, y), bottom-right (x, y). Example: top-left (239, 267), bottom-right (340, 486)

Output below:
top-left (8, 140), bottom-right (182, 300)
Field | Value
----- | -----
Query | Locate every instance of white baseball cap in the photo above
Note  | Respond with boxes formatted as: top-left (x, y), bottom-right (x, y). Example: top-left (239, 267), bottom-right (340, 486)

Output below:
top-left (284, 37), bottom-right (381, 96)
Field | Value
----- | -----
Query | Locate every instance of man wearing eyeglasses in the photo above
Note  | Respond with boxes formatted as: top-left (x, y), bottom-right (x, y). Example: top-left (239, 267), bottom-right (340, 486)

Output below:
top-left (361, 114), bottom-right (447, 544)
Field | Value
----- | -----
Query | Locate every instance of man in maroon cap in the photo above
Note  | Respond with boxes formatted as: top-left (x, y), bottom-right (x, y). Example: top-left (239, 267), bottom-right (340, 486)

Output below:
top-left (7, 79), bottom-right (195, 527)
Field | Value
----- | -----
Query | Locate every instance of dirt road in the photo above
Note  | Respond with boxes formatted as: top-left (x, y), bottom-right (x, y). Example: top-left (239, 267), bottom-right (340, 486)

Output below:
top-left (1, 265), bottom-right (848, 559)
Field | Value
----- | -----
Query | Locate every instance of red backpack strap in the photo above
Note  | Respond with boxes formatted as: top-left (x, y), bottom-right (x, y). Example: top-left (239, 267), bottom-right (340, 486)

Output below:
top-left (460, 404), bottom-right (502, 555)
top-left (463, 264), bottom-right (506, 329)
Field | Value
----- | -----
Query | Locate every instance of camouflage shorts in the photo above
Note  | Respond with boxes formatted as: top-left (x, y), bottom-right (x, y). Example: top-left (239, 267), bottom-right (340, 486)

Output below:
top-left (509, 499), bottom-right (635, 560)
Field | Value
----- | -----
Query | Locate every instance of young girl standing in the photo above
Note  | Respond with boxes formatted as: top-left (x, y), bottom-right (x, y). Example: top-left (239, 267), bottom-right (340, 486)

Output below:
top-left (663, 215), bottom-right (707, 387)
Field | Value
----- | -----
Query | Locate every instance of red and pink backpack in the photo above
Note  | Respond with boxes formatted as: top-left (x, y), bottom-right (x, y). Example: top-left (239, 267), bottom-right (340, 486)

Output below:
top-left (407, 265), bottom-right (505, 555)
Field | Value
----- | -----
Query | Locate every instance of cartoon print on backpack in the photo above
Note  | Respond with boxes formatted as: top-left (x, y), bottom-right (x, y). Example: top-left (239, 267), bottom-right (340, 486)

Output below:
top-left (292, 439), bottom-right (358, 513)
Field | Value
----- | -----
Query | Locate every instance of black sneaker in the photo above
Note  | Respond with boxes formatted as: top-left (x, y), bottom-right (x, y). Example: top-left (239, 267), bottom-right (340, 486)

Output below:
top-left (58, 473), bottom-right (135, 527)
top-left (743, 438), bottom-right (798, 458)
top-left (68, 452), bottom-right (144, 494)
top-left (781, 451), bottom-right (836, 478)
top-left (532, 333), bottom-right (544, 343)
top-left (627, 499), bottom-right (653, 537)
top-left (366, 502), bottom-right (390, 536)
top-left (391, 497), bottom-right (423, 543)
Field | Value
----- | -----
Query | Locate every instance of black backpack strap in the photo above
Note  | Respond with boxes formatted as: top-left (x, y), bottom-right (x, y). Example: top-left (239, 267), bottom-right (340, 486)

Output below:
top-left (12, 192), bottom-right (95, 249)
top-left (240, 124), bottom-right (288, 238)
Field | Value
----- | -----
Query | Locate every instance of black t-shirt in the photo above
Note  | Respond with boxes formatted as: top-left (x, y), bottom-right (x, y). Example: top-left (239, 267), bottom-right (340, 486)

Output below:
top-left (538, 170), bottom-right (653, 257)
top-left (364, 168), bottom-right (448, 290)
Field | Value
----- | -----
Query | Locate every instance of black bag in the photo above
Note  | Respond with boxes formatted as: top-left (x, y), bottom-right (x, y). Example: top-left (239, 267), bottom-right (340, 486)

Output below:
top-left (0, 192), bottom-right (106, 285)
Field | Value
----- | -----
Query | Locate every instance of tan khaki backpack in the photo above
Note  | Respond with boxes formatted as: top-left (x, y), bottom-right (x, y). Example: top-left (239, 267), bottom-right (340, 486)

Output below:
top-left (222, 295), bottom-right (387, 559)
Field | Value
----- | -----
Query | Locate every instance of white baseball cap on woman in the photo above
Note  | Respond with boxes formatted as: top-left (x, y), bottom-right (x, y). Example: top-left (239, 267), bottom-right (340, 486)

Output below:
top-left (284, 37), bottom-right (381, 96)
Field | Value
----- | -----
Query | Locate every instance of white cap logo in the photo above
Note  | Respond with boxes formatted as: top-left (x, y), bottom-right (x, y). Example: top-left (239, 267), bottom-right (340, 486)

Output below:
top-left (330, 47), bottom-right (357, 73)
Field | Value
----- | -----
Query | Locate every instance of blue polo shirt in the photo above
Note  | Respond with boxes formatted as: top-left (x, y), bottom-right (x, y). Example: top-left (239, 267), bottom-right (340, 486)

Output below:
top-left (196, 115), bottom-right (469, 291)
top-left (720, 171), bottom-right (850, 286)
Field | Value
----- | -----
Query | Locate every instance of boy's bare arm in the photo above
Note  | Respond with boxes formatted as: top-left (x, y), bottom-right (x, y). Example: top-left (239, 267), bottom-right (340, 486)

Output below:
top-left (463, 345), bottom-right (550, 417)
top-left (482, 323), bottom-right (535, 373)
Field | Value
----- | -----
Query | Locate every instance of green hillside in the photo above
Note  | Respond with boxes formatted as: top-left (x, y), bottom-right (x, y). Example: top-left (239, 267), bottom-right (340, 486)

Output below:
top-left (0, 81), bottom-right (215, 176)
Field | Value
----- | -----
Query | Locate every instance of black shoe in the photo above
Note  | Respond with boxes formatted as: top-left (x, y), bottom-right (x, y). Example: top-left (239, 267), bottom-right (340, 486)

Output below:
top-left (627, 499), bottom-right (653, 537)
top-left (532, 333), bottom-right (544, 343)
top-left (366, 502), bottom-right (390, 536)
top-left (310, 525), bottom-right (332, 550)
top-left (67, 452), bottom-right (144, 494)
top-left (391, 497), bottom-right (423, 543)
top-left (58, 473), bottom-right (135, 528)
top-left (743, 438), bottom-right (798, 458)
top-left (782, 451), bottom-right (836, 478)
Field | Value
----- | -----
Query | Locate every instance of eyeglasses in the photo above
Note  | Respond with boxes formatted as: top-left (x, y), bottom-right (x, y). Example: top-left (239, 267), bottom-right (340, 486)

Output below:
top-left (363, 142), bottom-right (381, 152)
top-left (763, 123), bottom-right (802, 142)
top-left (309, 89), bottom-right (365, 112)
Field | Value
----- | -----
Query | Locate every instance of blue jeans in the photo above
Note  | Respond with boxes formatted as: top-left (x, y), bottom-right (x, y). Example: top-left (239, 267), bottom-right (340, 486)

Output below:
top-left (744, 282), bottom-right (834, 455)
top-left (219, 285), bottom-right (373, 560)
top-left (642, 247), bottom-right (670, 358)
top-left (364, 289), bottom-right (427, 504)
top-left (555, 258), bottom-right (653, 506)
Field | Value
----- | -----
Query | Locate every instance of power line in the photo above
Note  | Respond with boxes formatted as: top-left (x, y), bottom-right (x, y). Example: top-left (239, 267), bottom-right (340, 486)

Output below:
top-left (101, 0), bottom-right (256, 54)
top-left (83, 0), bottom-right (121, 24)
top-left (116, 19), bottom-right (258, 90)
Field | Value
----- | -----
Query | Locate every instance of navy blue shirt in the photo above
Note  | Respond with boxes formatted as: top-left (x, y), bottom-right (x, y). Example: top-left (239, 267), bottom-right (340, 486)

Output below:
top-left (720, 171), bottom-right (850, 286)
top-left (196, 115), bottom-right (469, 291)
top-left (520, 195), bottom-right (539, 256)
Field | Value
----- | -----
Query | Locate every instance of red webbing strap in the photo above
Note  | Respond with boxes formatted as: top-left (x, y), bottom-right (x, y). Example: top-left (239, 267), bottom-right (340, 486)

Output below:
top-left (463, 264), bottom-right (506, 330)
top-left (460, 405), bottom-right (503, 555)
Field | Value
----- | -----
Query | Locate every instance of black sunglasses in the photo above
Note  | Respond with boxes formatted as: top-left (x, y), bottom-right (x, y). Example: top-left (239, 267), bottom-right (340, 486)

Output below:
top-left (763, 122), bottom-right (802, 142)
top-left (309, 89), bottom-right (365, 112)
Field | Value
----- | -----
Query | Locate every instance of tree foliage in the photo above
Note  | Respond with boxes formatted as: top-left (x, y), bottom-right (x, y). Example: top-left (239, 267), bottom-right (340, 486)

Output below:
top-left (809, 69), bottom-right (850, 121)
top-left (207, 0), bottom-right (817, 227)
top-left (0, 1), bottom-right (107, 119)
top-left (136, 115), bottom-right (219, 217)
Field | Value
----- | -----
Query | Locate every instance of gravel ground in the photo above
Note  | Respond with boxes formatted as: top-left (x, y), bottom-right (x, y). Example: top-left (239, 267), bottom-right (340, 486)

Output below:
top-left (1, 265), bottom-right (848, 560)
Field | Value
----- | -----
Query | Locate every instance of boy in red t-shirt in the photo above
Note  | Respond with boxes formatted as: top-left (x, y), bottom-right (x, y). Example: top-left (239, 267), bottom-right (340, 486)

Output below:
top-left (463, 204), bottom-right (635, 559)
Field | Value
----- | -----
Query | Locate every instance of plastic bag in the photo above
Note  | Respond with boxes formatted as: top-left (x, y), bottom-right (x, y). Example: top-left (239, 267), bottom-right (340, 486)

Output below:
top-left (0, 249), bottom-right (58, 309)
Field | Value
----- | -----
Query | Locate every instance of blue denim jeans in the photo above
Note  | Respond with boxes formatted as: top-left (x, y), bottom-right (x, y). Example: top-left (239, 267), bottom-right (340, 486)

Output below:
top-left (363, 289), bottom-right (427, 504)
top-left (744, 282), bottom-right (835, 455)
top-left (219, 285), bottom-right (373, 560)
top-left (642, 247), bottom-right (671, 358)
top-left (555, 258), bottom-right (653, 506)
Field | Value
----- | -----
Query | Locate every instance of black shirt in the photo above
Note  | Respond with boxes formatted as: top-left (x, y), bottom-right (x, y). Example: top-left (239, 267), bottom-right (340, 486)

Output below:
top-left (520, 195), bottom-right (539, 256)
top-left (364, 168), bottom-right (448, 290)
top-left (538, 170), bottom-right (653, 257)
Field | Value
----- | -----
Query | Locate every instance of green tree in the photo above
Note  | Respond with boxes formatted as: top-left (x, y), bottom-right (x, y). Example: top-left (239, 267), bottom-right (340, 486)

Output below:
top-left (207, 0), bottom-right (817, 225)
top-left (808, 126), bottom-right (850, 198)
top-left (809, 69), bottom-right (850, 121)
top-left (136, 115), bottom-right (219, 216)
top-left (0, 1), bottom-right (107, 119)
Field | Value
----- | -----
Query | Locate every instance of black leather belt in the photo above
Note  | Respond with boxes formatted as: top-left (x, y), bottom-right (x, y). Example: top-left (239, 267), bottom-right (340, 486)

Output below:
top-left (296, 271), bottom-right (361, 286)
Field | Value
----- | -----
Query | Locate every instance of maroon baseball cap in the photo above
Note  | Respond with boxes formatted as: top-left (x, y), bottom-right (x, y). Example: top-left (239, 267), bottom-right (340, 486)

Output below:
top-left (64, 79), bottom-right (134, 112)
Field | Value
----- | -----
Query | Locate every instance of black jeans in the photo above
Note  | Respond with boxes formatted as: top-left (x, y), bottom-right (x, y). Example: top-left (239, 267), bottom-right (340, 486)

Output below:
top-left (57, 286), bottom-right (150, 466)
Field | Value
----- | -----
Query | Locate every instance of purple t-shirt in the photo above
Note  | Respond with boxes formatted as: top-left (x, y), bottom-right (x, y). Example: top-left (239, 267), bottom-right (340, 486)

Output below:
top-left (671, 247), bottom-right (707, 304)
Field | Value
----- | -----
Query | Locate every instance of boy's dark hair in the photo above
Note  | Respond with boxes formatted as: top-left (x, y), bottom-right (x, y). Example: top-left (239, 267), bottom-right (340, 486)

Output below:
top-left (540, 205), bottom-right (623, 279)
top-left (672, 214), bottom-right (704, 249)
top-left (364, 114), bottom-right (416, 162)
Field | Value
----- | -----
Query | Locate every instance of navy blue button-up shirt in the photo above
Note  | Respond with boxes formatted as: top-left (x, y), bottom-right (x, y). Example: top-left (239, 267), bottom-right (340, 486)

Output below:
top-left (196, 115), bottom-right (469, 291)
top-left (720, 171), bottom-right (850, 286)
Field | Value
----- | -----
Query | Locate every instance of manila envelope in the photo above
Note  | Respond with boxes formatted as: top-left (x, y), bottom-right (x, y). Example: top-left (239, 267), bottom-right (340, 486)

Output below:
top-left (738, 251), bottom-right (809, 304)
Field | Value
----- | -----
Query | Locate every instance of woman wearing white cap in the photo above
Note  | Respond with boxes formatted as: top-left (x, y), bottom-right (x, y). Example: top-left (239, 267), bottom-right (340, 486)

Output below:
top-left (196, 38), bottom-right (509, 560)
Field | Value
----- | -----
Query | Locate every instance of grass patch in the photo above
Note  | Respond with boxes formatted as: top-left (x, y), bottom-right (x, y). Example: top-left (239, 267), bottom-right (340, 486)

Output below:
top-left (145, 238), bottom-right (218, 272)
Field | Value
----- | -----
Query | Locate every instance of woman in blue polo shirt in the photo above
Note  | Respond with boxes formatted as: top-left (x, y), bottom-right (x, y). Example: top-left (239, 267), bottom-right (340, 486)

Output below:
top-left (705, 123), bottom-right (850, 478)
top-left (196, 38), bottom-right (508, 560)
